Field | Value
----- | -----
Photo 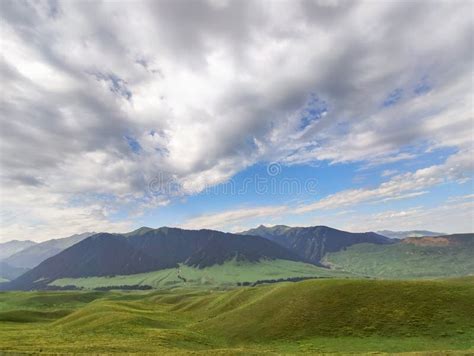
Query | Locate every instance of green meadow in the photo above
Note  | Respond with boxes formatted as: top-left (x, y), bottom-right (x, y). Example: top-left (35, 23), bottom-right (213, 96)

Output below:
top-left (1, 278), bottom-right (474, 354)
top-left (50, 259), bottom-right (352, 289)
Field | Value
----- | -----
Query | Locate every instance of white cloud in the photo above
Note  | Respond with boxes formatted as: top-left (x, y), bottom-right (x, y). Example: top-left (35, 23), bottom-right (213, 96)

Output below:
top-left (294, 150), bottom-right (473, 213)
top-left (182, 205), bottom-right (287, 231)
top-left (181, 152), bottom-right (473, 232)
top-left (342, 197), bottom-right (474, 234)
top-left (0, 0), bottom-right (472, 240)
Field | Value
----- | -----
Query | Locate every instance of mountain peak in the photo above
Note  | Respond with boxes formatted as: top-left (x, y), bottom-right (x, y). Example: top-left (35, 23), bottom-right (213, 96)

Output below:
top-left (122, 226), bottom-right (154, 237)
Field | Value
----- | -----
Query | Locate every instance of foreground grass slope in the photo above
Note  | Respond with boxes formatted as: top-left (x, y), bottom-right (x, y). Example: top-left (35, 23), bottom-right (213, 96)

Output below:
top-left (50, 259), bottom-right (352, 290)
top-left (1, 278), bottom-right (473, 354)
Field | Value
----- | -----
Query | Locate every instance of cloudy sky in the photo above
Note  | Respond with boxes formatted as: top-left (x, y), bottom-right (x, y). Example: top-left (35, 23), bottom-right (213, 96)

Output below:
top-left (0, 0), bottom-right (473, 242)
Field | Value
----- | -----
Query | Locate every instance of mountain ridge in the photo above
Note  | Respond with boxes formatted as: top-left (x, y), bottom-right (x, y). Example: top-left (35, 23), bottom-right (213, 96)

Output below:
top-left (3, 227), bottom-right (300, 290)
top-left (0, 240), bottom-right (37, 261)
top-left (242, 225), bottom-right (393, 264)
top-left (3, 232), bottom-right (95, 269)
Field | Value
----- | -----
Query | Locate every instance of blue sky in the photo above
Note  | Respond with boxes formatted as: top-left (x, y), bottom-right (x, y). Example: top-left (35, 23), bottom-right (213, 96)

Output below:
top-left (0, 0), bottom-right (472, 242)
top-left (129, 146), bottom-right (472, 233)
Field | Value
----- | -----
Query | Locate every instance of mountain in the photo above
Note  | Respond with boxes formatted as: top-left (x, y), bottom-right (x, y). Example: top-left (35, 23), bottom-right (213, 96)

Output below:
top-left (3, 232), bottom-right (95, 269)
top-left (0, 262), bottom-right (29, 281)
top-left (242, 225), bottom-right (393, 264)
top-left (4, 227), bottom-right (301, 290)
top-left (376, 230), bottom-right (444, 239)
top-left (0, 240), bottom-right (36, 261)
top-left (325, 233), bottom-right (474, 279)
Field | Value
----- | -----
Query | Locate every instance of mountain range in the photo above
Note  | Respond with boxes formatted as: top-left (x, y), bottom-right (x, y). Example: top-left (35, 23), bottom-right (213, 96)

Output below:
top-left (0, 232), bottom-right (94, 281)
top-left (2, 232), bottom-right (95, 269)
top-left (4, 227), bottom-right (300, 290)
top-left (1, 226), bottom-right (472, 291)
top-left (0, 240), bottom-right (37, 261)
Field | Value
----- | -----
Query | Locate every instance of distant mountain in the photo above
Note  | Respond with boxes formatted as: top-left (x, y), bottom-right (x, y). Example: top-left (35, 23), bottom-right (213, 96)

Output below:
top-left (242, 225), bottom-right (393, 264)
top-left (0, 240), bottom-right (36, 261)
top-left (4, 227), bottom-right (300, 290)
top-left (0, 262), bottom-right (29, 281)
top-left (121, 226), bottom-right (154, 237)
top-left (376, 230), bottom-right (444, 239)
top-left (4, 232), bottom-right (95, 269)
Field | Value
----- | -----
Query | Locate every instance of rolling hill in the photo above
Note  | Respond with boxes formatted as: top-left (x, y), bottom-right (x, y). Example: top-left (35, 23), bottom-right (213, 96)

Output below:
top-left (3, 227), bottom-right (302, 290)
top-left (0, 278), bottom-right (473, 354)
top-left (242, 225), bottom-right (393, 264)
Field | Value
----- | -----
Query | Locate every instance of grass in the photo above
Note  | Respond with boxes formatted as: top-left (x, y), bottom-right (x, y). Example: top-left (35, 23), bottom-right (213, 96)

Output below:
top-left (50, 259), bottom-right (352, 289)
top-left (325, 242), bottom-right (474, 279)
top-left (1, 278), bottom-right (473, 354)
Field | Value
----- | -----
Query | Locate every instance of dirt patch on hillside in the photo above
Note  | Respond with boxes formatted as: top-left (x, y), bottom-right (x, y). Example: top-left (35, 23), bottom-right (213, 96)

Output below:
top-left (402, 236), bottom-right (454, 247)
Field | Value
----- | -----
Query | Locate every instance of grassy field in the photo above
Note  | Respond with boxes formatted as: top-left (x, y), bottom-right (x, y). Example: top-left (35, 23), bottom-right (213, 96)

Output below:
top-left (1, 278), bottom-right (473, 354)
top-left (325, 242), bottom-right (474, 279)
top-left (50, 259), bottom-right (352, 289)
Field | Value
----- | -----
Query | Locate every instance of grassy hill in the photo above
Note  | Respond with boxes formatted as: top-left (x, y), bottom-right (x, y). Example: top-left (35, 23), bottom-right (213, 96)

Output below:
top-left (325, 235), bottom-right (474, 279)
top-left (0, 278), bottom-right (473, 354)
top-left (50, 259), bottom-right (352, 290)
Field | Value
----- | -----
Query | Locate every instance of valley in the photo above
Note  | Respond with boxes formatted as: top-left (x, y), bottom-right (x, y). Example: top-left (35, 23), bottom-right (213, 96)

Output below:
top-left (1, 226), bottom-right (473, 354)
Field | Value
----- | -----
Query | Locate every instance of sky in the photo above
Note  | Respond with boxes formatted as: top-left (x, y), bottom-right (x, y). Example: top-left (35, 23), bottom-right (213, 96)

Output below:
top-left (0, 0), bottom-right (473, 242)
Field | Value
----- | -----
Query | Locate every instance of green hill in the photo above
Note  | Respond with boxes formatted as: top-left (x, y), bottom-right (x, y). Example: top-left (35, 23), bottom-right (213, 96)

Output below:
top-left (325, 234), bottom-right (474, 279)
top-left (1, 278), bottom-right (473, 354)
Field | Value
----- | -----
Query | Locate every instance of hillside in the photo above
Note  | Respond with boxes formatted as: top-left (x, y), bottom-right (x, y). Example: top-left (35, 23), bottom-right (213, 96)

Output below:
top-left (198, 279), bottom-right (474, 343)
top-left (0, 279), bottom-right (473, 354)
top-left (243, 225), bottom-right (393, 264)
top-left (4, 232), bottom-right (94, 269)
top-left (4, 228), bottom-right (301, 290)
top-left (325, 233), bottom-right (474, 279)
top-left (402, 233), bottom-right (474, 246)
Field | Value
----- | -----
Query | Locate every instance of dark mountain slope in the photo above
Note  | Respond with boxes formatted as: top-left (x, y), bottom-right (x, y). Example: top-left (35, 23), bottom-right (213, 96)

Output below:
top-left (7, 233), bottom-right (158, 290)
top-left (4, 228), bottom-right (301, 290)
top-left (4, 232), bottom-right (95, 269)
top-left (185, 231), bottom-right (300, 268)
top-left (242, 225), bottom-right (393, 264)
top-left (126, 228), bottom-right (300, 269)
